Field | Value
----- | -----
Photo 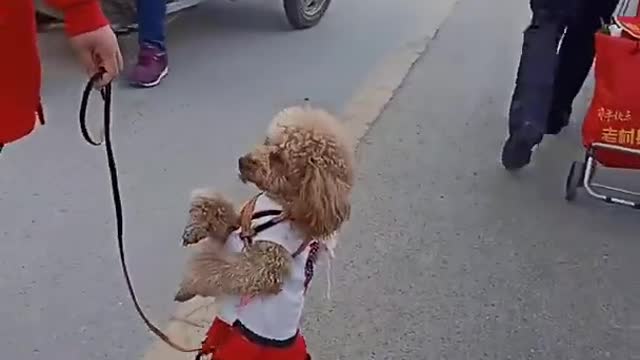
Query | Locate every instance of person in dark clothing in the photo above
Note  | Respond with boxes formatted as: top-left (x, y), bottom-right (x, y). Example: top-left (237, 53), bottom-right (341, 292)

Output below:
top-left (501, 0), bottom-right (620, 170)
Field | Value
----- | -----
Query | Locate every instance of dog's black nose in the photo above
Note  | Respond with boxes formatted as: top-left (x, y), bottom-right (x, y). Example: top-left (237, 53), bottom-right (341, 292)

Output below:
top-left (238, 156), bottom-right (247, 171)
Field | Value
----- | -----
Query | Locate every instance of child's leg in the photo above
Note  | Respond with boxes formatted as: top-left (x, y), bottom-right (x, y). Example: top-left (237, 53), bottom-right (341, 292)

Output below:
top-left (136, 0), bottom-right (167, 50)
top-left (129, 0), bottom-right (169, 87)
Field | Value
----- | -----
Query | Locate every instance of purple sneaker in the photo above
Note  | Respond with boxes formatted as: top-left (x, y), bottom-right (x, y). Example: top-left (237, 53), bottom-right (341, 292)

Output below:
top-left (129, 45), bottom-right (168, 88)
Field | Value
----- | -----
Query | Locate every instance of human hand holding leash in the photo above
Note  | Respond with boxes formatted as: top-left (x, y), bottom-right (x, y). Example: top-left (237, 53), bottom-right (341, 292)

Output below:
top-left (69, 25), bottom-right (123, 87)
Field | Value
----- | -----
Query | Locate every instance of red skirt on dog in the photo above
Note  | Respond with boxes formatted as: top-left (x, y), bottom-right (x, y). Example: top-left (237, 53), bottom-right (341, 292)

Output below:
top-left (199, 318), bottom-right (310, 360)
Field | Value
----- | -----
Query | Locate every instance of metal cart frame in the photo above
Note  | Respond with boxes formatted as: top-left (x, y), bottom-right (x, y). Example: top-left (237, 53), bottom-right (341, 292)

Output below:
top-left (565, 142), bottom-right (640, 209)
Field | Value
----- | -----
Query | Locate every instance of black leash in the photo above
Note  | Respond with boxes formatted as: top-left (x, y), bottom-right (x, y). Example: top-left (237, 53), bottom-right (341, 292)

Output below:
top-left (79, 72), bottom-right (200, 354)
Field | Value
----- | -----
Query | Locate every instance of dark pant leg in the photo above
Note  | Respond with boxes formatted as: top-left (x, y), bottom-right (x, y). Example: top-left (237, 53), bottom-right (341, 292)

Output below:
top-left (507, 0), bottom-right (568, 142)
top-left (137, 0), bottom-right (167, 50)
top-left (548, 0), bottom-right (619, 122)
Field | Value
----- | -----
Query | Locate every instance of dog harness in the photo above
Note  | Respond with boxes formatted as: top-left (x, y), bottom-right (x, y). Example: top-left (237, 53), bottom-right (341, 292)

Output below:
top-left (211, 193), bottom-right (321, 346)
top-left (237, 192), bottom-right (318, 278)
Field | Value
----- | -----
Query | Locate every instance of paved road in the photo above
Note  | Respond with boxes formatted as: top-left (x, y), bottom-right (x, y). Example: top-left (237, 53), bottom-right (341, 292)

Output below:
top-left (0, 0), bottom-right (456, 359)
top-left (303, 0), bottom-right (640, 359)
top-left (3, 0), bottom-right (639, 359)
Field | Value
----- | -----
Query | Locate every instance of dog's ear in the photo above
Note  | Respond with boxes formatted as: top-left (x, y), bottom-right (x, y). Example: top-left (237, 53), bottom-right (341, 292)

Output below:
top-left (289, 166), bottom-right (351, 240)
top-left (268, 148), bottom-right (287, 174)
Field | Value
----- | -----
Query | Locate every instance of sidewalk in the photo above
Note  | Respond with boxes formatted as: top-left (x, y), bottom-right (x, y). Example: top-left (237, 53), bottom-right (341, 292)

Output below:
top-left (142, 0), bottom-right (640, 358)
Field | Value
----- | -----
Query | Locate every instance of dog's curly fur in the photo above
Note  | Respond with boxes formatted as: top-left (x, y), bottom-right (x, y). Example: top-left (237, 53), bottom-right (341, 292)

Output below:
top-left (181, 188), bottom-right (240, 246)
top-left (175, 105), bottom-right (354, 302)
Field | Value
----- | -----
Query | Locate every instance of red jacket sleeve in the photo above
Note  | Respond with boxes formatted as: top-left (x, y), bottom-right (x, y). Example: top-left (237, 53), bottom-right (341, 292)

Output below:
top-left (43, 0), bottom-right (109, 36)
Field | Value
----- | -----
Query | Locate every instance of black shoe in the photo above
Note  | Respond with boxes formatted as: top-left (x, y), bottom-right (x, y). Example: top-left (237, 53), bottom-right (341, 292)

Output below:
top-left (546, 108), bottom-right (571, 135)
top-left (501, 124), bottom-right (541, 171)
top-left (501, 136), bottom-right (533, 171)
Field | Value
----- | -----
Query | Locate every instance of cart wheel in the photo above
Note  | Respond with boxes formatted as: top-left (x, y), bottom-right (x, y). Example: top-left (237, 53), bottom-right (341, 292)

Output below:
top-left (565, 161), bottom-right (586, 202)
top-left (283, 0), bottom-right (332, 29)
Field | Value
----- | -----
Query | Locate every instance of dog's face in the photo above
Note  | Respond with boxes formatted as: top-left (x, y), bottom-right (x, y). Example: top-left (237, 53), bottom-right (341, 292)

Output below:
top-left (238, 147), bottom-right (268, 187)
top-left (238, 144), bottom-right (279, 188)
top-left (238, 142), bottom-right (299, 199)
top-left (238, 106), bottom-right (355, 240)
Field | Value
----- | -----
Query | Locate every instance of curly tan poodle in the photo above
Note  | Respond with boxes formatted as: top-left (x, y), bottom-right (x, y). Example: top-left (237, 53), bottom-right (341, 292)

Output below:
top-left (174, 104), bottom-right (354, 304)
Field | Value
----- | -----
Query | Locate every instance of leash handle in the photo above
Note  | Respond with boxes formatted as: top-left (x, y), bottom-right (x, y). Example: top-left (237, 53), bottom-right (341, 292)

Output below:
top-left (79, 72), bottom-right (111, 146)
top-left (79, 73), bottom-right (200, 354)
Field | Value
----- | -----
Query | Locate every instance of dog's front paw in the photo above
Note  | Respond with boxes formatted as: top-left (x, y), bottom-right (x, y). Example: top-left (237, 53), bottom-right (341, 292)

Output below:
top-left (181, 224), bottom-right (208, 246)
top-left (183, 188), bottom-right (239, 246)
top-left (174, 288), bottom-right (196, 303)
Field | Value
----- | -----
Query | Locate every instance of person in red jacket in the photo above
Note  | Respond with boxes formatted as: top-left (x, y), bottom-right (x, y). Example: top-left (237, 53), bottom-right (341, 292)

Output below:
top-left (0, 0), bottom-right (122, 151)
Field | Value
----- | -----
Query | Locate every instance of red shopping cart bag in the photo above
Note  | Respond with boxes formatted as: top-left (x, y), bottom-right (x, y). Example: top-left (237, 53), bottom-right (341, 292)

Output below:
top-left (582, 17), bottom-right (640, 169)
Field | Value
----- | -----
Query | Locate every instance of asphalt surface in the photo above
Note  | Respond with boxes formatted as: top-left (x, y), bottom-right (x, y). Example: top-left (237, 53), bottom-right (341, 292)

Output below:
top-left (0, 0), bottom-right (455, 359)
top-left (303, 0), bottom-right (640, 359)
top-left (2, 0), bottom-right (639, 359)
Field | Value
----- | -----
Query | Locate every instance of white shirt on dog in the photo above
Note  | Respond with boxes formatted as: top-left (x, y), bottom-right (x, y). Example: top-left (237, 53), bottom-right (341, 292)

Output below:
top-left (217, 194), bottom-right (311, 341)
